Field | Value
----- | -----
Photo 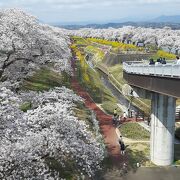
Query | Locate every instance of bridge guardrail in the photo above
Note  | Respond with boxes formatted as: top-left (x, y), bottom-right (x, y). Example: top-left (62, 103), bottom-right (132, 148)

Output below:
top-left (176, 108), bottom-right (180, 121)
top-left (123, 62), bottom-right (180, 78)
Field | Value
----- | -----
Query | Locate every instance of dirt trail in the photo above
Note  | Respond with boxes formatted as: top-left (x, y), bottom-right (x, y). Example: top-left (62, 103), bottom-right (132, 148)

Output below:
top-left (71, 58), bottom-right (128, 167)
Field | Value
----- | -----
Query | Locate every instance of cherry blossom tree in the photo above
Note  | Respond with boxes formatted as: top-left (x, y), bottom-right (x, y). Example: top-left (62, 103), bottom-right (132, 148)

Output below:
top-left (0, 9), bottom-right (105, 179)
top-left (0, 9), bottom-right (72, 83)
top-left (0, 87), bottom-right (105, 179)
top-left (67, 26), bottom-right (180, 54)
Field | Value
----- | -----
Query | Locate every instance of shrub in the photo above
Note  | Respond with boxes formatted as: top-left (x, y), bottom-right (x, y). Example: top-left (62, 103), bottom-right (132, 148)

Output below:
top-left (156, 50), bottom-right (176, 59)
top-left (87, 38), bottom-right (137, 50)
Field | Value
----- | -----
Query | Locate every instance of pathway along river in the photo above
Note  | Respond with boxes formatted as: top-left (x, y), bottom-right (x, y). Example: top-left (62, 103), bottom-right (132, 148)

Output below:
top-left (86, 53), bottom-right (144, 116)
top-left (98, 70), bottom-right (140, 114)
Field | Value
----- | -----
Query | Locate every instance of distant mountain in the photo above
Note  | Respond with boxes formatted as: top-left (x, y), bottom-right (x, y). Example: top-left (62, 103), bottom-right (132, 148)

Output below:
top-left (150, 15), bottom-right (180, 23)
top-left (59, 22), bottom-right (136, 29)
top-left (56, 15), bottom-right (180, 30)
top-left (58, 21), bottom-right (180, 30)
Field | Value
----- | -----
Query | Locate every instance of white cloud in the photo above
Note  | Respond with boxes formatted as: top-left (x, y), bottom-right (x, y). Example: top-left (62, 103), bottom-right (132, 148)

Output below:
top-left (0, 0), bottom-right (180, 23)
top-left (138, 0), bottom-right (179, 3)
top-left (0, 0), bottom-right (179, 9)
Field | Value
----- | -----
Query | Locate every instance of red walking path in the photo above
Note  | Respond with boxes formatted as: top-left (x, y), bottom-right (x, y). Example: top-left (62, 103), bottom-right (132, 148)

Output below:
top-left (71, 59), bottom-right (127, 167)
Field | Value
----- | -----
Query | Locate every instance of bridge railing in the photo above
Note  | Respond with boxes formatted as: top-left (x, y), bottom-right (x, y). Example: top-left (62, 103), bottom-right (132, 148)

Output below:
top-left (176, 108), bottom-right (180, 121)
top-left (123, 61), bottom-right (180, 78)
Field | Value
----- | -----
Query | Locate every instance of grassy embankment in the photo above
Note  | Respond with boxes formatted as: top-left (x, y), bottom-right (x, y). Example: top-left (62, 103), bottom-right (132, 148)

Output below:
top-left (120, 122), bottom-right (150, 140)
top-left (126, 143), bottom-right (151, 168)
top-left (73, 37), bottom-right (152, 167)
top-left (21, 67), bottom-right (70, 91)
top-left (85, 37), bottom-right (180, 166)
top-left (120, 122), bottom-right (180, 166)
top-left (76, 36), bottom-right (180, 112)
top-left (20, 67), bottom-right (70, 111)
top-left (72, 36), bottom-right (180, 167)
top-left (108, 64), bottom-right (151, 115)
top-left (87, 38), bottom-right (180, 113)
top-left (72, 38), bottom-right (178, 124)
top-left (127, 143), bottom-right (180, 167)
top-left (71, 37), bottom-right (122, 115)
top-left (85, 38), bottom-right (151, 115)
top-left (119, 122), bottom-right (151, 167)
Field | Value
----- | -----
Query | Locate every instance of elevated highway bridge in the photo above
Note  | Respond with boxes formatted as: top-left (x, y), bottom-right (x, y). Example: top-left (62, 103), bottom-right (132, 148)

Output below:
top-left (123, 61), bottom-right (180, 166)
top-left (123, 62), bottom-right (180, 98)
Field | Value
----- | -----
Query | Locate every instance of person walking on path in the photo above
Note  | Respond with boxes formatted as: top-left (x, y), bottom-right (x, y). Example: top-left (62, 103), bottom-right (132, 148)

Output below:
top-left (112, 115), bottom-right (116, 125)
top-left (118, 137), bottom-right (122, 147)
top-left (147, 117), bottom-right (151, 126)
top-left (127, 109), bottom-right (130, 118)
top-left (119, 135), bottom-right (123, 142)
top-left (123, 112), bottom-right (127, 121)
top-left (113, 108), bottom-right (117, 117)
top-left (112, 115), bottom-right (118, 126)
top-left (118, 135), bottom-right (125, 155)
top-left (119, 140), bottom-right (125, 155)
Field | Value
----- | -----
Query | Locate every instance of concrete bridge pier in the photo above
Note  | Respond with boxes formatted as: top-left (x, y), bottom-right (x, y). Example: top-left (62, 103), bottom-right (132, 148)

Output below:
top-left (150, 93), bottom-right (176, 166)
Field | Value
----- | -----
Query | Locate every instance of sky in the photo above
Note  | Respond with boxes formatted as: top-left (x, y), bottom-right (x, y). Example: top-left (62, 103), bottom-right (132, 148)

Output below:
top-left (0, 0), bottom-right (180, 24)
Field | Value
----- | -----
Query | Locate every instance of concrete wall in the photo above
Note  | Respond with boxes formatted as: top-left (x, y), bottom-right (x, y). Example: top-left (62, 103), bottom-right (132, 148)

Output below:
top-left (103, 52), bottom-right (154, 66)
